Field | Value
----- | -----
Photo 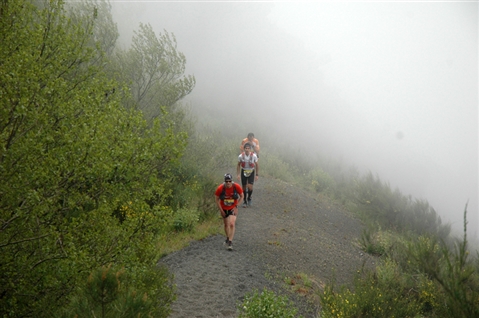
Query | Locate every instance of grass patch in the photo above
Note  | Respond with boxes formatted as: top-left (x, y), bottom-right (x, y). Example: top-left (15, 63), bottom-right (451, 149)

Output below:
top-left (237, 288), bottom-right (302, 318)
top-left (156, 216), bottom-right (222, 257)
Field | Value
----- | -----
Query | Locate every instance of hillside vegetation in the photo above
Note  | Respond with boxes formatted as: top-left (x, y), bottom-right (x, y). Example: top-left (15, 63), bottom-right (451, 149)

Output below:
top-left (1, 1), bottom-right (477, 317)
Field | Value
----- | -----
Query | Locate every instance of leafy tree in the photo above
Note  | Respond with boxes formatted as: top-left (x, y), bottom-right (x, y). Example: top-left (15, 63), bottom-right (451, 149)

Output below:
top-left (112, 23), bottom-right (196, 122)
top-left (66, 0), bottom-right (120, 58)
top-left (0, 0), bottom-right (182, 316)
top-left (107, 20), bottom-right (200, 216)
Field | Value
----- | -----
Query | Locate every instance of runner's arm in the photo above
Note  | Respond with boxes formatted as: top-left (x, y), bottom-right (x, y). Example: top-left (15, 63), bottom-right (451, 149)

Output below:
top-left (254, 138), bottom-right (260, 155)
top-left (236, 191), bottom-right (244, 215)
top-left (236, 161), bottom-right (241, 179)
top-left (215, 195), bottom-right (226, 217)
top-left (215, 195), bottom-right (221, 209)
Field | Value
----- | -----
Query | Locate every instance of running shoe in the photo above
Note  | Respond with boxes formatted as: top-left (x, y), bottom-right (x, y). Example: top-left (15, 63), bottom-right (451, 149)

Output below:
top-left (247, 198), bottom-right (252, 207)
top-left (228, 241), bottom-right (233, 250)
top-left (242, 201), bottom-right (247, 208)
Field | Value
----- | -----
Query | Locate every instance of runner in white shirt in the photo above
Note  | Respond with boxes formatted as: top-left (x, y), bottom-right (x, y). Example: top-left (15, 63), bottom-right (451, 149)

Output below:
top-left (236, 143), bottom-right (259, 208)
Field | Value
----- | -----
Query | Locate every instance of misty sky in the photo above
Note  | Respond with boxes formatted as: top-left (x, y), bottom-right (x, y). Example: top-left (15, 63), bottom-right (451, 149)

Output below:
top-left (110, 1), bottom-right (478, 237)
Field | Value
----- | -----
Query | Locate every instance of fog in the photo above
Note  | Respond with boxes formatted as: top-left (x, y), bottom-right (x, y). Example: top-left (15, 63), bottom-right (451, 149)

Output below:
top-left (110, 1), bottom-right (478, 238)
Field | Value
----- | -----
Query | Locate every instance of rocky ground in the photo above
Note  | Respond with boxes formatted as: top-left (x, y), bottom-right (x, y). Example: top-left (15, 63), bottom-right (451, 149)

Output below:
top-left (159, 176), bottom-right (375, 317)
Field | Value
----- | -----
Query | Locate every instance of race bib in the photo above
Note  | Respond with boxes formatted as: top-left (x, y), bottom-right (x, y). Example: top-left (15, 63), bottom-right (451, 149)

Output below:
top-left (243, 169), bottom-right (253, 177)
top-left (224, 199), bottom-right (234, 206)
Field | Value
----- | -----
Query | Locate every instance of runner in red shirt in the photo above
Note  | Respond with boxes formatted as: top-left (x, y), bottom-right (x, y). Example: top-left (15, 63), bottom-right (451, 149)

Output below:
top-left (215, 173), bottom-right (244, 250)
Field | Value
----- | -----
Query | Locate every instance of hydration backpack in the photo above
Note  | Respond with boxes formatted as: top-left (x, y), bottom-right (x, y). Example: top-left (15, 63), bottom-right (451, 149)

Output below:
top-left (240, 152), bottom-right (255, 168)
top-left (220, 182), bottom-right (240, 200)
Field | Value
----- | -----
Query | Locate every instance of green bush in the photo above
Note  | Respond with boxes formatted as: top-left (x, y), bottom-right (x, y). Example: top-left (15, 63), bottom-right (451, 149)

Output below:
top-left (260, 152), bottom-right (298, 183)
top-left (238, 288), bottom-right (301, 318)
top-left (406, 212), bottom-right (479, 317)
top-left (321, 209), bottom-right (478, 318)
top-left (0, 1), bottom-right (188, 315)
top-left (58, 264), bottom-right (175, 318)
top-left (320, 268), bottom-right (422, 318)
top-left (308, 167), bottom-right (335, 193)
top-left (359, 228), bottom-right (387, 256)
top-left (173, 207), bottom-right (199, 232)
top-left (351, 172), bottom-right (450, 239)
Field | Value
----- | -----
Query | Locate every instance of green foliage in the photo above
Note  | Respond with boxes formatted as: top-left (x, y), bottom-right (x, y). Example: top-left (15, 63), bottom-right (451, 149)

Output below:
top-left (178, 125), bottom-right (239, 218)
top-left (59, 264), bottom-right (175, 318)
top-left (0, 0), bottom-right (186, 315)
top-left (297, 273), bottom-right (313, 289)
top-left (255, 145), bottom-right (341, 200)
top-left (260, 152), bottom-right (299, 183)
top-left (173, 207), bottom-right (200, 232)
top-left (182, 125), bottom-right (239, 173)
top-left (66, 0), bottom-right (119, 58)
top-left (320, 267), bottom-right (423, 318)
top-left (308, 167), bottom-right (335, 194)
top-left (352, 172), bottom-right (450, 239)
top-left (321, 209), bottom-right (478, 317)
top-left (406, 207), bottom-right (479, 317)
top-left (238, 288), bottom-right (302, 318)
top-left (112, 23), bottom-right (195, 122)
top-left (359, 228), bottom-right (387, 256)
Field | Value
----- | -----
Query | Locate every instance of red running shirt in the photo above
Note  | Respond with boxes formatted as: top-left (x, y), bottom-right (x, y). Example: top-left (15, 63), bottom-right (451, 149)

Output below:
top-left (215, 182), bottom-right (243, 210)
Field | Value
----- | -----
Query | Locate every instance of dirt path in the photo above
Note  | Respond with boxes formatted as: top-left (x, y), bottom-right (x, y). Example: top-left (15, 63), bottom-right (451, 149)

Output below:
top-left (159, 176), bottom-right (375, 317)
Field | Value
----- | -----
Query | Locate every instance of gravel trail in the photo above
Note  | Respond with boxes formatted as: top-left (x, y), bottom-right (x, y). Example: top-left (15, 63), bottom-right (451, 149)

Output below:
top-left (159, 176), bottom-right (375, 317)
